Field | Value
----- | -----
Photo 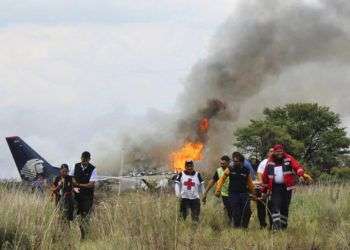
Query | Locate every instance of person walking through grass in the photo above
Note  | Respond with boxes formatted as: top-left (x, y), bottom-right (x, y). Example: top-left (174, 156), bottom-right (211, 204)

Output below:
top-left (261, 144), bottom-right (312, 230)
top-left (216, 152), bottom-right (256, 228)
top-left (70, 151), bottom-right (97, 239)
top-left (52, 164), bottom-right (75, 222)
top-left (202, 155), bottom-right (232, 221)
top-left (175, 160), bottom-right (205, 222)
top-left (255, 148), bottom-right (274, 229)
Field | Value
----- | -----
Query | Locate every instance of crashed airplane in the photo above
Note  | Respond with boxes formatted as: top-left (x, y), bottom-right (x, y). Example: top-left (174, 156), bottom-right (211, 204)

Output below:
top-left (5, 136), bottom-right (174, 193)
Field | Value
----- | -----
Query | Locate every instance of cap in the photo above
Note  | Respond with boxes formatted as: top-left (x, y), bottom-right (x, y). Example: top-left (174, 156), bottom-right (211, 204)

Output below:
top-left (273, 144), bottom-right (284, 151)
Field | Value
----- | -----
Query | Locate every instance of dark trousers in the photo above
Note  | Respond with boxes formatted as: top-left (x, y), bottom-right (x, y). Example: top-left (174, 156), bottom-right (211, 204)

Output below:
top-left (75, 195), bottom-right (94, 239)
top-left (228, 192), bottom-right (251, 228)
top-left (180, 198), bottom-right (200, 222)
top-left (255, 189), bottom-right (271, 228)
top-left (270, 184), bottom-right (292, 230)
top-left (59, 195), bottom-right (74, 221)
top-left (222, 196), bottom-right (233, 222)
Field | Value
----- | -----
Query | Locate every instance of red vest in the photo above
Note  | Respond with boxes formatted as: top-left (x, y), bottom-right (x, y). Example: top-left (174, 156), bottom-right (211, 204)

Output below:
top-left (262, 154), bottom-right (304, 192)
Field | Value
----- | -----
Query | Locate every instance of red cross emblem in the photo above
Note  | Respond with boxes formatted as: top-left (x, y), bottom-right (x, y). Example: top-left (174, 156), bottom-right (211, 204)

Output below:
top-left (184, 178), bottom-right (195, 190)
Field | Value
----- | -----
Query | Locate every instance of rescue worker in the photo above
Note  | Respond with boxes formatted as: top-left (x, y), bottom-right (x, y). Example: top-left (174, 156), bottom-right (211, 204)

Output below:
top-left (175, 160), bottom-right (205, 222)
top-left (255, 148), bottom-right (274, 228)
top-left (70, 151), bottom-right (97, 239)
top-left (232, 152), bottom-right (256, 180)
top-left (262, 144), bottom-right (312, 230)
top-left (216, 152), bottom-right (256, 228)
top-left (202, 155), bottom-right (232, 221)
top-left (52, 164), bottom-right (75, 222)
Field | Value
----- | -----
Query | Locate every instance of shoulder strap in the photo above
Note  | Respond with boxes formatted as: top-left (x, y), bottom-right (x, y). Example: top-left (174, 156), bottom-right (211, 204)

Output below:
top-left (194, 171), bottom-right (198, 180)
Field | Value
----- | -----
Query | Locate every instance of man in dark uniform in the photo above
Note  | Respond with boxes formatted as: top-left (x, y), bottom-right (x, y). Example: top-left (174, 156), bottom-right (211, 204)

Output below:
top-left (70, 151), bottom-right (97, 239)
top-left (52, 164), bottom-right (75, 222)
top-left (216, 152), bottom-right (256, 228)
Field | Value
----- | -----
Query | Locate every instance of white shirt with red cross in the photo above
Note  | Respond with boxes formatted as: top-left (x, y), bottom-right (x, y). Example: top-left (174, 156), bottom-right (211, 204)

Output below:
top-left (175, 171), bottom-right (204, 199)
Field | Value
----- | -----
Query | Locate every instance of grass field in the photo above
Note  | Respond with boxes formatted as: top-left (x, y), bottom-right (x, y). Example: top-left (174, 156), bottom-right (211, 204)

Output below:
top-left (0, 183), bottom-right (349, 250)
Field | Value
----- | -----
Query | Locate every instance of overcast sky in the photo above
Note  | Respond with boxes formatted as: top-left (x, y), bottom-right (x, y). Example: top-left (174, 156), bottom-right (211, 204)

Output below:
top-left (0, 1), bottom-right (238, 179)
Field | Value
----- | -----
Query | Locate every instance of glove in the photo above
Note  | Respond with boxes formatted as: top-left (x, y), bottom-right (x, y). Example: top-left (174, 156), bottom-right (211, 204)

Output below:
top-left (303, 173), bottom-right (313, 184)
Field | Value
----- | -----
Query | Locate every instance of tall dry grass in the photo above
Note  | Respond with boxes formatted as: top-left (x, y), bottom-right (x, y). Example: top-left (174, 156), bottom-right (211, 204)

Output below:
top-left (0, 183), bottom-right (349, 250)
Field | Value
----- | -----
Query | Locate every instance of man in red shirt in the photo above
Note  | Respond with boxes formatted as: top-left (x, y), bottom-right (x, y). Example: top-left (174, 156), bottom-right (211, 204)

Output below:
top-left (262, 144), bottom-right (311, 230)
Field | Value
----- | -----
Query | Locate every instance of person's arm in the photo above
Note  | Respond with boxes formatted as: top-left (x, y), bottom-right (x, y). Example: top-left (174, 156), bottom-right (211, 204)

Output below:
top-left (247, 175), bottom-right (255, 194)
top-left (77, 169), bottom-right (96, 188)
top-left (78, 182), bottom-right (95, 188)
top-left (203, 171), bottom-right (219, 202)
top-left (289, 155), bottom-right (304, 177)
top-left (174, 173), bottom-right (182, 198)
top-left (175, 183), bottom-right (181, 197)
top-left (202, 180), bottom-right (214, 203)
top-left (204, 179), bottom-right (216, 196)
top-left (52, 184), bottom-right (61, 193)
top-left (71, 177), bottom-right (77, 186)
top-left (215, 168), bottom-right (229, 196)
top-left (261, 165), bottom-right (270, 193)
top-left (197, 173), bottom-right (205, 197)
top-left (256, 159), bottom-right (267, 183)
top-left (51, 177), bottom-right (61, 192)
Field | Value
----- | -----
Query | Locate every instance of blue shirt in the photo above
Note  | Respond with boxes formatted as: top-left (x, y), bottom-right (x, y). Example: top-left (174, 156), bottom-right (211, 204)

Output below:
top-left (244, 159), bottom-right (255, 180)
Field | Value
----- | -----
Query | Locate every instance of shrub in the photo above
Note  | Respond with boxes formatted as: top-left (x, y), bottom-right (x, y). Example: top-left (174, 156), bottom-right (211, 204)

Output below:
top-left (331, 167), bottom-right (350, 181)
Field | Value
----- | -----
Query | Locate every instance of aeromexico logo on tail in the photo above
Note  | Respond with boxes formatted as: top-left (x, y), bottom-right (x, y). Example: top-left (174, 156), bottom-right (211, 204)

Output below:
top-left (21, 159), bottom-right (45, 180)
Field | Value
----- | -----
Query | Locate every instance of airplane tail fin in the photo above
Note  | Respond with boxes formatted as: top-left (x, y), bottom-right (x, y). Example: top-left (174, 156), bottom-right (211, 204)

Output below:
top-left (6, 136), bottom-right (59, 181)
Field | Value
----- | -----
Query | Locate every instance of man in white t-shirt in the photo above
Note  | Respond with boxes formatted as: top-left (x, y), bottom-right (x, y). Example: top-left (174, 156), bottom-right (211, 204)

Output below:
top-left (257, 148), bottom-right (274, 180)
top-left (175, 160), bottom-right (205, 222)
top-left (255, 148), bottom-right (274, 228)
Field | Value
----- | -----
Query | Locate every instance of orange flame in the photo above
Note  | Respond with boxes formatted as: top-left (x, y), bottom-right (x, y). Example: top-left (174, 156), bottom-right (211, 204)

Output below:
top-left (198, 118), bottom-right (209, 133)
top-left (170, 142), bottom-right (204, 172)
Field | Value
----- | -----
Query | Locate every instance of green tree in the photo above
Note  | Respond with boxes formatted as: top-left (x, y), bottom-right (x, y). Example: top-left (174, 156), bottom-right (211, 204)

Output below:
top-left (235, 103), bottom-right (350, 170)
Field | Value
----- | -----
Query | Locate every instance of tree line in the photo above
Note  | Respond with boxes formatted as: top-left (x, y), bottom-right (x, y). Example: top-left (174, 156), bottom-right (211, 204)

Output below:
top-left (234, 103), bottom-right (350, 179)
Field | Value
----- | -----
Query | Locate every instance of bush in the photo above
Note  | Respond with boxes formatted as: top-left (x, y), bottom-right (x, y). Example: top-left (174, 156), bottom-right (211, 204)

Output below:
top-left (331, 167), bottom-right (350, 181)
top-left (316, 167), bottom-right (350, 183)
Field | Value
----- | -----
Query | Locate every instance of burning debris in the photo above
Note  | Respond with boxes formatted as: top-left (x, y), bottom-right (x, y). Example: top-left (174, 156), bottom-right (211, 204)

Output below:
top-left (170, 99), bottom-right (226, 172)
top-left (102, 0), bottom-right (350, 174)
top-left (170, 142), bottom-right (204, 172)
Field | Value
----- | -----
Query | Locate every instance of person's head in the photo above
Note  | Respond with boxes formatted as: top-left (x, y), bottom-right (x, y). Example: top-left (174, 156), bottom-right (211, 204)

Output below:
top-left (220, 155), bottom-right (230, 169)
top-left (272, 144), bottom-right (284, 160)
top-left (184, 160), bottom-right (194, 173)
top-left (231, 152), bottom-right (245, 168)
top-left (81, 151), bottom-right (91, 164)
top-left (60, 164), bottom-right (69, 177)
top-left (267, 147), bottom-right (274, 158)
